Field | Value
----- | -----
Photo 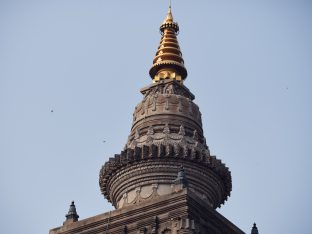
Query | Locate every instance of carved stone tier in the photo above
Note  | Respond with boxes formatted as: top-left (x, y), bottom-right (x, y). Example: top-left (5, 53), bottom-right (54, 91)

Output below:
top-left (99, 144), bottom-right (231, 209)
top-left (127, 79), bottom-right (208, 154)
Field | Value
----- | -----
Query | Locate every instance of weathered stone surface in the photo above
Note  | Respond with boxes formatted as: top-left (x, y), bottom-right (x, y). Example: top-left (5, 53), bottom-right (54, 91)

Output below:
top-left (128, 80), bottom-right (206, 152)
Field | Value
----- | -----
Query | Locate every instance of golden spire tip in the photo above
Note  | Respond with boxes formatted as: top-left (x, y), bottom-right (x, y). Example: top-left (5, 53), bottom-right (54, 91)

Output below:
top-left (163, 3), bottom-right (173, 23)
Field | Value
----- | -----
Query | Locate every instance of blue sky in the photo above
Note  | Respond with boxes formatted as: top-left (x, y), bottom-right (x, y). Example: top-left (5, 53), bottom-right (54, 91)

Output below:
top-left (1, 1), bottom-right (311, 233)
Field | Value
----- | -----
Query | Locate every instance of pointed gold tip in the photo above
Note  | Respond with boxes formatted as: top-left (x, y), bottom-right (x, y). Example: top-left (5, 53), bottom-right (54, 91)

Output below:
top-left (163, 5), bottom-right (173, 24)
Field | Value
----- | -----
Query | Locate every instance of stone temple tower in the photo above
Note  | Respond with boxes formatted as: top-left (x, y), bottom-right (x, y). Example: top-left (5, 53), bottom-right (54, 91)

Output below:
top-left (50, 6), bottom-right (258, 234)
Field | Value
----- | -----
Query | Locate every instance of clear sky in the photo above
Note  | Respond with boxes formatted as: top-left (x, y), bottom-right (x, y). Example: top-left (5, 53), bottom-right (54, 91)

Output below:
top-left (1, 0), bottom-right (311, 233)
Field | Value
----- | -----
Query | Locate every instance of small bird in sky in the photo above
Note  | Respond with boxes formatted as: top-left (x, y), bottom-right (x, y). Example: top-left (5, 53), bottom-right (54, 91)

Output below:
top-left (102, 140), bottom-right (106, 143)
top-left (51, 109), bottom-right (54, 113)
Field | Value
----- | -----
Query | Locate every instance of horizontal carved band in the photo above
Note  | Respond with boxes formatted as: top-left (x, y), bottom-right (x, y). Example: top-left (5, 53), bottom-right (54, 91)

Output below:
top-left (99, 143), bottom-right (231, 209)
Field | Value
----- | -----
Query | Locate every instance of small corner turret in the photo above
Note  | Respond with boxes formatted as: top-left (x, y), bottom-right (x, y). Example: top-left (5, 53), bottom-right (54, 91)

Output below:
top-left (63, 201), bottom-right (79, 225)
top-left (172, 165), bottom-right (188, 192)
top-left (251, 223), bottom-right (259, 234)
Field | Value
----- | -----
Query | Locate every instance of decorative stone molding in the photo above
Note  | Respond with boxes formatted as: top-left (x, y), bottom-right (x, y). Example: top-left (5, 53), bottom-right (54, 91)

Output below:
top-left (117, 183), bottom-right (172, 208)
top-left (128, 124), bottom-right (209, 156)
top-left (130, 79), bottom-right (203, 138)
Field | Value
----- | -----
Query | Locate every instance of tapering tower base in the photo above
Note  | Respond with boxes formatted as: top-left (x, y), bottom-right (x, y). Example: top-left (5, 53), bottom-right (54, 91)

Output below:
top-left (50, 188), bottom-right (244, 234)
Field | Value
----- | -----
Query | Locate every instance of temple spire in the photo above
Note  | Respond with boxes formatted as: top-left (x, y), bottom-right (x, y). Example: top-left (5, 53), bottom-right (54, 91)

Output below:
top-left (251, 223), bottom-right (259, 234)
top-left (64, 201), bottom-right (79, 224)
top-left (149, 6), bottom-right (187, 83)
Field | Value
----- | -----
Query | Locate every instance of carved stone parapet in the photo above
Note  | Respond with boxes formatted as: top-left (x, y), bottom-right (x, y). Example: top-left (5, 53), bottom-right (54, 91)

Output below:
top-left (117, 183), bottom-right (172, 208)
top-left (50, 188), bottom-right (244, 234)
top-left (127, 123), bottom-right (209, 156)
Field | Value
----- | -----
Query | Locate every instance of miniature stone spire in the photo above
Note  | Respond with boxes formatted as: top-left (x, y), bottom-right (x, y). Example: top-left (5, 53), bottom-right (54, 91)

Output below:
top-left (174, 166), bottom-right (188, 186)
top-left (65, 201), bottom-right (79, 223)
top-left (149, 6), bottom-right (187, 83)
top-left (251, 223), bottom-right (259, 234)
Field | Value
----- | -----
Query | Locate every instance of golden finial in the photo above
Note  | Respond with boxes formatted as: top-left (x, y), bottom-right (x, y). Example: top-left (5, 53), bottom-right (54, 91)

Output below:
top-left (149, 5), bottom-right (187, 83)
top-left (163, 4), bottom-right (173, 24)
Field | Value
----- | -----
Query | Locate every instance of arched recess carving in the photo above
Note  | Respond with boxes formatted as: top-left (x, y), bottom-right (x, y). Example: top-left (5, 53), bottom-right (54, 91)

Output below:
top-left (161, 228), bottom-right (172, 234)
